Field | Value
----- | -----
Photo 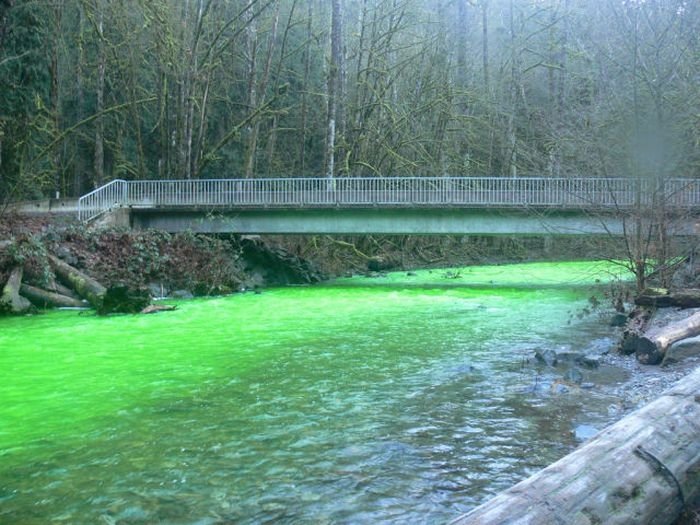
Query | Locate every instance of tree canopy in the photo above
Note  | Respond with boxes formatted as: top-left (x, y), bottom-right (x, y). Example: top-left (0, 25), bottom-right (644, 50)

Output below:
top-left (0, 0), bottom-right (697, 200)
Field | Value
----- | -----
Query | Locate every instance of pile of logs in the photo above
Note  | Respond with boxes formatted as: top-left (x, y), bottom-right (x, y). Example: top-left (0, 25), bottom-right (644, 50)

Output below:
top-left (1, 242), bottom-right (151, 315)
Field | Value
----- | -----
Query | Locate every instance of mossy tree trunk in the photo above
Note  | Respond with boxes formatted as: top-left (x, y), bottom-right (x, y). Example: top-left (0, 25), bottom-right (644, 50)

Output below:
top-left (48, 254), bottom-right (106, 310)
top-left (20, 283), bottom-right (85, 309)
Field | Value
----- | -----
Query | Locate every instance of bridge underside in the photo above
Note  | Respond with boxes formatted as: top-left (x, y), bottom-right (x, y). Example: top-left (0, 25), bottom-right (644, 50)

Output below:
top-left (119, 207), bottom-right (655, 236)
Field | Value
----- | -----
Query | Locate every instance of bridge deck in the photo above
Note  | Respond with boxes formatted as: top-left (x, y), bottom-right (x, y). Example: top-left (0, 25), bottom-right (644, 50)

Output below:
top-left (78, 177), bottom-right (700, 223)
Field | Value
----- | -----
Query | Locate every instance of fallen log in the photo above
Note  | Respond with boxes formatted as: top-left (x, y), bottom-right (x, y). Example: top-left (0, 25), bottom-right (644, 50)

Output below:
top-left (634, 311), bottom-right (700, 365)
top-left (635, 288), bottom-right (700, 308)
top-left (1, 266), bottom-right (33, 314)
top-left (141, 304), bottom-right (177, 314)
top-left (47, 280), bottom-right (81, 300)
top-left (19, 283), bottom-right (86, 309)
top-left (450, 367), bottom-right (700, 525)
top-left (48, 254), bottom-right (107, 310)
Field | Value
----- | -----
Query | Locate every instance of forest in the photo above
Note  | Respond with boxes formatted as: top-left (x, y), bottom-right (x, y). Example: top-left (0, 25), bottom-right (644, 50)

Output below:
top-left (0, 0), bottom-right (698, 203)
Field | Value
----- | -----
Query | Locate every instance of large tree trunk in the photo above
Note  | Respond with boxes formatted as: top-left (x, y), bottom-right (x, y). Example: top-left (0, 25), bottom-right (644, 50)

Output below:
top-left (324, 0), bottom-right (342, 179)
top-left (1, 266), bottom-right (33, 314)
top-left (20, 283), bottom-right (86, 309)
top-left (635, 311), bottom-right (700, 365)
top-left (451, 367), bottom-right (700, 525)
top-left (94, 0), bottom-right (106, 187)
top-left (49, 254), bottom-right (107, 310)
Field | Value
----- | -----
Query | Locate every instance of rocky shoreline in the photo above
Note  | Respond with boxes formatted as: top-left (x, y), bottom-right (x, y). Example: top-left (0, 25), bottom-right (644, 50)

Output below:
top-left (602, 306), bottom-right (700, 411)
top-left (570, 308), bottom-right (700, 525)
top-left (600, 338), bottom-right (700, 412)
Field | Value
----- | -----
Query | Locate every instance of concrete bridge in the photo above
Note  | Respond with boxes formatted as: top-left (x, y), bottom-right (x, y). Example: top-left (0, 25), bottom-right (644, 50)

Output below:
top-left (78, 177), bottom-right (700, 236)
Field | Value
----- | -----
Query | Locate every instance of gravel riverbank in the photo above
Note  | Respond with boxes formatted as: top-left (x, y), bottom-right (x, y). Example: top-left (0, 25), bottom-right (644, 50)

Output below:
top-left (602, 307), bottom-right (700, 525)
top-left (601, 306), bottom-right (700, 413)
top-left (601, 349), bottom-right (700, 411)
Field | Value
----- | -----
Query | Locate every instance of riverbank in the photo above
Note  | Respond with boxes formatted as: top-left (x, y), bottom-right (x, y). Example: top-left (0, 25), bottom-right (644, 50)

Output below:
top-left (1, 213), bottom-right (327, 314)
top-left (605, 309), bottom-right (700, 525)
top-left (505, 305), bottom-right (700, 525)
top-left (1, 211), bottom-right (625, 314)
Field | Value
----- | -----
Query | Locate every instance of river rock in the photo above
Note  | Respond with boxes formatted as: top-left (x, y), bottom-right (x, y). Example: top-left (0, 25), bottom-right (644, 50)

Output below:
top-left (584, 337), bottom-right (616, 355)
top-left (663, 335), bottom-right (700, 365)
top-left (610, 312), bottom-right (628, 327)
top-left (573, 424), bottom-right (598, 442)
top-left (563, 367), bottom-right (584, 384)
top-left (555, 350), bottom-right (585, 363)
top-left (576, 355), bottom-right (601, 369)
top-left (551, 381), bottom-right (570, 394)
top-left (534, 348), bottom-right (558, 367)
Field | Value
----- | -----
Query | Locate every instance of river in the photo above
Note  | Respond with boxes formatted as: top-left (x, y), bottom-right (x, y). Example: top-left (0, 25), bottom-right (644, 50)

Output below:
top-left (0, 261), bottom-right (630, 524)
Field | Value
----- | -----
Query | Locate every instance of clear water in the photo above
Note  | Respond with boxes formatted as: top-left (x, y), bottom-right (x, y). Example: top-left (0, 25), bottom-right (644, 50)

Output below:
top-left (0, 261), bottom-right (629, 524)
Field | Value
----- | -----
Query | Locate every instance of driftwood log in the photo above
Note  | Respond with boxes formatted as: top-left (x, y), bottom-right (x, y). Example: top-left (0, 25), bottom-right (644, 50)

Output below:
top-left (141, 304), bottom-right (177, 314)
top-left (48, 254), bottom-right (106, 310)
top-left (636, 289), bottom-right (700, 309)
top-left (0, 266), bottom-right (33, 314)
top-left (634, 311), bottom-right (700, 365)
top-left (19, 283), bottom-right (86, 309)
top-left (450, 367), bottom-right (700, 525)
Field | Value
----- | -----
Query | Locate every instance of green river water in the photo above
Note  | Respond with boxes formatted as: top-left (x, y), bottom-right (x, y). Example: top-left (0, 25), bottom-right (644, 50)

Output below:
top-left (0, 261), bottom-right (630, 524)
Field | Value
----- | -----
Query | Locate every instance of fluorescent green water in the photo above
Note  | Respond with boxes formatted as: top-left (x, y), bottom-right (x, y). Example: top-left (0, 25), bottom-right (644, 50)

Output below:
top-left (0, 261), bottom-right (628, 524)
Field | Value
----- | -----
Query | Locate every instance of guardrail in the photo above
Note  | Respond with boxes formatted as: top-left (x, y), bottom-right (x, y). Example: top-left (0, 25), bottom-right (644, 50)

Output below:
top-left (77, 179), bottom-right (127, 222)
top-left (77, 177), bottom-right (700, 222)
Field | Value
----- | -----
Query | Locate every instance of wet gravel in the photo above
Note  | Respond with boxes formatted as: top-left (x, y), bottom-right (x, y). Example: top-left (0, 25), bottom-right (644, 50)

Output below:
top-left (600, 350), bottom-right (700, 412)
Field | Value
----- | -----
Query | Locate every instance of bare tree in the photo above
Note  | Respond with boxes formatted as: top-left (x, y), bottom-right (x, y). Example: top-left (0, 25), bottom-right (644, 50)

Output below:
top-left (324, 0), bottom-right (342, 179)
top-left (93, 0), bottom-right (105, 187)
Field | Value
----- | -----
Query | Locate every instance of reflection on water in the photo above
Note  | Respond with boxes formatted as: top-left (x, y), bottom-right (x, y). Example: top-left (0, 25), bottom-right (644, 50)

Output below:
top-left (0, 261), bottom-right (628, 524)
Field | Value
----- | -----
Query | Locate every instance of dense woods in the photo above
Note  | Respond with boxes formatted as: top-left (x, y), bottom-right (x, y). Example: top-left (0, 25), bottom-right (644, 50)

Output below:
top-left (0, 0), bottom-right (696, 201)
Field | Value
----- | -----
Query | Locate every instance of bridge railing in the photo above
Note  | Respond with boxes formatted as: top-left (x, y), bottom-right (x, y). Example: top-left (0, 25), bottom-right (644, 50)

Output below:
top-left (77, 179), bottom-right (128, 222)
top-left (78, 177), bottom-right (700, 221)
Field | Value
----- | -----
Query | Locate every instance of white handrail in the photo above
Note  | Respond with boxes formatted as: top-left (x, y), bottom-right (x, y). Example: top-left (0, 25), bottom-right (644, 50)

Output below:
top-left (77, 179), bottom-right (127, 222)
